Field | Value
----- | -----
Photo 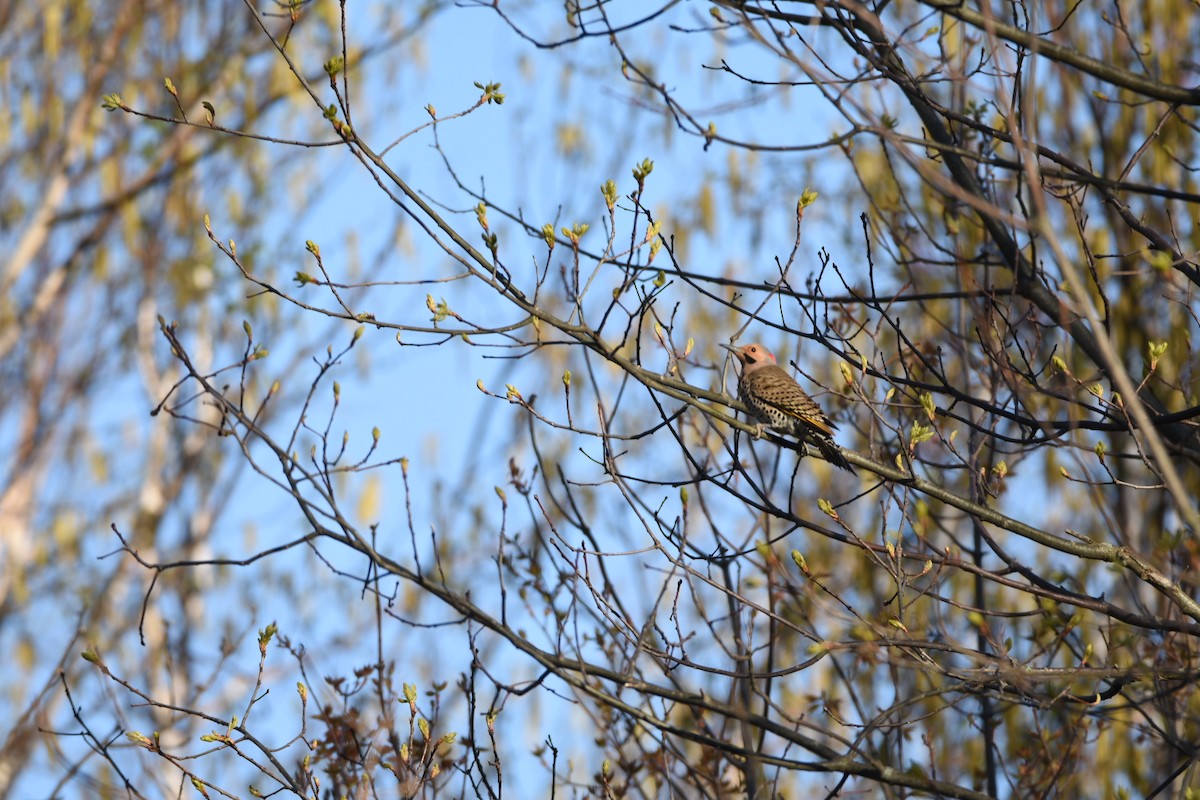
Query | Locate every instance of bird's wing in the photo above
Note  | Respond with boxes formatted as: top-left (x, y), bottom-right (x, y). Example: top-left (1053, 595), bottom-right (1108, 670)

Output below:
top-left (761, 372), bottom-right (838, 437)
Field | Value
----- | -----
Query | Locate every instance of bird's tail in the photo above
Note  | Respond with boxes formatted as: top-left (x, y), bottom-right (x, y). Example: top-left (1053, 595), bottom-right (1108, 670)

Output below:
top-left (814, 437), bottom-right (856, 474)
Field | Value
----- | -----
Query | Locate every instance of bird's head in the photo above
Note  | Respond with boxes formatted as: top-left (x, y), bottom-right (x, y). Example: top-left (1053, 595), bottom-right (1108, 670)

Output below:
top-left (721, 342), bottom-right (777, 373)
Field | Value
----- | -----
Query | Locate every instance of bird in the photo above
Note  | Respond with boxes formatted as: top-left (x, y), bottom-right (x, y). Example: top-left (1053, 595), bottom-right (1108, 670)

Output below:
top-left (721, 342), bottom-right (855, 473)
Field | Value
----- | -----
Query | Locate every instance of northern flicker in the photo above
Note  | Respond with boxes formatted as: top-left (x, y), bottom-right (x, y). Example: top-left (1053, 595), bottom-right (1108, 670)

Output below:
top-left (722, 342), bottom-right (855, 473)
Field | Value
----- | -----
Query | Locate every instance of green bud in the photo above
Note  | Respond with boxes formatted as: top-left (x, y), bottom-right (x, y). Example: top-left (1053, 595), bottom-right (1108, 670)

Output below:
top-left (1148, 340), bottom-right (1168, 370)
top-left (601, 179), bottom-right (618, 210)
top-left (632, 157), bottom-right (655, 183)
top-left (919, 391), bottom-right (935, 420)
top-left (791, 549), bottom-right (807, 572)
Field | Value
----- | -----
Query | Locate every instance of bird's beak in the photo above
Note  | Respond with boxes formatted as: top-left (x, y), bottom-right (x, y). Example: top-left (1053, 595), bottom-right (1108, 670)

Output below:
top-left (720, 343), bottom-right (737, 354)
